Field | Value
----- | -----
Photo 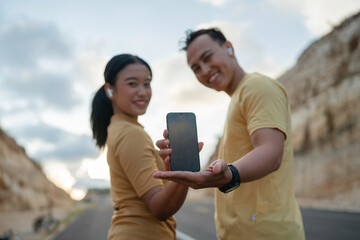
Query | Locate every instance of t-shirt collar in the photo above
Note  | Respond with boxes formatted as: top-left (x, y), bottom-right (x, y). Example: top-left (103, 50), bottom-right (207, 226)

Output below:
top-left (111, 113), bottom-right (144, 128)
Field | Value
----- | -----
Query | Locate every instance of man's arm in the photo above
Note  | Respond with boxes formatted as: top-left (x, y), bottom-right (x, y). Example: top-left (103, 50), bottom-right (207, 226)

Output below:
top-left (233, 128), bottom-right (284, 182)
top-left (153, 128), bottom-right (285, 189)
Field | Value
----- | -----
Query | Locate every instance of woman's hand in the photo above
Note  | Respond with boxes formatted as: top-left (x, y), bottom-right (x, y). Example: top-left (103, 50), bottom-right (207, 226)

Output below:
top-left (156, 129), bottom-right (204, 171)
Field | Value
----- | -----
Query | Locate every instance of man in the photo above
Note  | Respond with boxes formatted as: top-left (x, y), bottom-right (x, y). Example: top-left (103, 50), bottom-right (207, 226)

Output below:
top-left (153, 28), bottom-right (305, 239)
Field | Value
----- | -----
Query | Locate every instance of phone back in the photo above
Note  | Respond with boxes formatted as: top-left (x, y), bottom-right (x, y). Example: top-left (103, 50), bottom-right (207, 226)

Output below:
top-left (166, 112), bottom-right (200, 172)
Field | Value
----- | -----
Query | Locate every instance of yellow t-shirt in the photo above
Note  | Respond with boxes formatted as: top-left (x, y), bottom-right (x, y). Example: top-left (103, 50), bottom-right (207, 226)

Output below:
top-left (106, 113), bottom-right (176, 240)
top-left (215, 73), bottom-right (305, 240)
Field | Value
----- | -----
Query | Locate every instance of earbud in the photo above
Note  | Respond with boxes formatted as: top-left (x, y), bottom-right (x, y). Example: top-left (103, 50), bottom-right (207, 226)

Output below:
top-left (227, 48), bottom-right (233, 55)
top-left (107, 88), bottom-right (113, 97)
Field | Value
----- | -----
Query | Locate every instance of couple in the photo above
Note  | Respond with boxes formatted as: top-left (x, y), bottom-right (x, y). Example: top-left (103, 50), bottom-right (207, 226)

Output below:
top-left (90, 28), bottom-right (305, 240)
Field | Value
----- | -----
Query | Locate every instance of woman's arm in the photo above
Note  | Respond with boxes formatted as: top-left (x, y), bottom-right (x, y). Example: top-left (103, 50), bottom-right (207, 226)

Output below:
top-left (140, 182), bottom-right (188, 221)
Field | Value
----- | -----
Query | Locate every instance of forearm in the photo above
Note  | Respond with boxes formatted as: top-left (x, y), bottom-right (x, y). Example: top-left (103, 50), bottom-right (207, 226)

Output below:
top-left (152, 130), bottom-right (285, 190)
top-left (233, 143), bottom-right (282, 183)
top-left (149, 182), bottom-right (188, 221)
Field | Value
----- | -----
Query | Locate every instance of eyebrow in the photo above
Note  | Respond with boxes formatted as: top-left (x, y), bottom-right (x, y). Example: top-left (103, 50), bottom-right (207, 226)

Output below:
top-left (125, 77), bottom-right (152, 81)
top-left (125, 77), bottom-right (138, 81)
top-left (190, 49), bottom-right (211, 69)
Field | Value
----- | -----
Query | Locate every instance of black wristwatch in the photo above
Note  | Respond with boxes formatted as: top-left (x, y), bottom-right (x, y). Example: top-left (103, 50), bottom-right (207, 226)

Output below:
top-left (219, 164), bottom-right (241, 193)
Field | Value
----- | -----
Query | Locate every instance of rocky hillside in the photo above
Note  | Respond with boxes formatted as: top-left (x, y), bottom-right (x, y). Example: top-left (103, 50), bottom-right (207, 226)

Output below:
top-left (207, 12), bottom-right (360, 211)
top-left (278, 12), bottom-right (360, 210)
top-left (0, 128), bottom-right (73, 212)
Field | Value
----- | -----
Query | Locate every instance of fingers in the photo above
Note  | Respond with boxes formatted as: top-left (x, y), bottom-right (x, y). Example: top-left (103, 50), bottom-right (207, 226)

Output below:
top-left (156, 138), bottom-right (169, 149)
top-left (207, 160), bottom-right (226, 175)
top-left (156, 129), bottom-right (169, 149)
top-left (164, 156), bottom-right (170, 171)
top-left (163, 129), bottom-right (169, 139)
top-left (156, 130), bottom-right (171, 161)
top-left (153, 170), bottom-right (193, 180)
top-left (152, 173), bottom-right (193, 188)
top-left (198, 142), bottom-right (204, 152)
top-left (153, 171), bottom-right (164, 179)
top-left (158, 148), bottom-right (172, 160)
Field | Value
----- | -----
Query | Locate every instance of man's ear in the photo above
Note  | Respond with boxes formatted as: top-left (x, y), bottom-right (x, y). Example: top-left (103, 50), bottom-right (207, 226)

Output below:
top-left (224, 41), bottom-right (234, 56)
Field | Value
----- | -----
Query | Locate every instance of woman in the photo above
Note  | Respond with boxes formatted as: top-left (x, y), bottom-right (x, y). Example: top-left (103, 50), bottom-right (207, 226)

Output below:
top-left (90, 54), bottom-right (188, 239)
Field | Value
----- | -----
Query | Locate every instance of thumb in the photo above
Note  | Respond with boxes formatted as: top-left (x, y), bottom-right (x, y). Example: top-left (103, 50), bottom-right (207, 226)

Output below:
top-left (212, 161), bottom-right (223, 174)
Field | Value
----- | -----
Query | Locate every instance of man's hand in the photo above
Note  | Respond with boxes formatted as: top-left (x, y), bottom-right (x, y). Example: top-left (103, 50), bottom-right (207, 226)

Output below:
top-left (153, 159), bottom-right (233, 189)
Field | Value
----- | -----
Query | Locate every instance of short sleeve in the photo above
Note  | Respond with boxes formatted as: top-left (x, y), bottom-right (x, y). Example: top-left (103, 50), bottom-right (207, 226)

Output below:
top-left (115, 127), bottom-right (164, 197)
top-left (241, 77), bottom-right (288, 138)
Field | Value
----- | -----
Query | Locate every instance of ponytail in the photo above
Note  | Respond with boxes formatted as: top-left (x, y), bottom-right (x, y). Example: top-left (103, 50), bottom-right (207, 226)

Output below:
top-left (90, 85), bottom-right (113, 149)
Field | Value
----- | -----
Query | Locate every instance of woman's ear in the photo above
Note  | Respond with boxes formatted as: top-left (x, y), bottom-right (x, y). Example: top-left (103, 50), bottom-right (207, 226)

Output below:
top-left (104, 83), bottom-right (113, 98)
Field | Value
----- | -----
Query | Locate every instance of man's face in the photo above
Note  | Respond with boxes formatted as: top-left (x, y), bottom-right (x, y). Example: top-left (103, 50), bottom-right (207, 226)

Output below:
top-left (186, 34), bottom-right (234, 92)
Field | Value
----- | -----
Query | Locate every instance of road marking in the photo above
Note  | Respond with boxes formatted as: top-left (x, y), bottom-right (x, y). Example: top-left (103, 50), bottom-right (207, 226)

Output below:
top-left (176, 230), bottom-right (197, 240)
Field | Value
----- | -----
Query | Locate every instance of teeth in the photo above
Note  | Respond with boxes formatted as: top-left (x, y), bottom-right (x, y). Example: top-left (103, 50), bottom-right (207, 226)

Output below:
top-left (209, 73), bottom-right (218, 83)
top-left (135, 101), bottom-right (146, 105)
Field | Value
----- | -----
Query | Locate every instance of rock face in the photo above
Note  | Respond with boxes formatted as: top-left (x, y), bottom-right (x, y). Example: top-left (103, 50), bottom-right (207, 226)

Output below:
top-left (0, 128), bottom-right (73, 212)
top-left (278, 12), bottom-right (360, 210)
top-left (206, 12), bottom-right (360, 211)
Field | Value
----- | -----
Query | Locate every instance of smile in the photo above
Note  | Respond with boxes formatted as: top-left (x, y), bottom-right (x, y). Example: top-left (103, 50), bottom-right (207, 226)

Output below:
top-left (208, 73), bottom-right (219, 84)
top-left (133, 100), bottom-right (148, 108)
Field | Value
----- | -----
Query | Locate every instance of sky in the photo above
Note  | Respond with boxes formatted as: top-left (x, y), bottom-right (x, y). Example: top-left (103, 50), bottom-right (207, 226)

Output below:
top-left (1, 0), bottom-right (359, 200)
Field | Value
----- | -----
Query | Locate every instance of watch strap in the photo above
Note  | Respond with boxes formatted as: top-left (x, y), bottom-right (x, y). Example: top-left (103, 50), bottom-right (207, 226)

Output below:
top-left (218, 164), bottom-right (241, 193)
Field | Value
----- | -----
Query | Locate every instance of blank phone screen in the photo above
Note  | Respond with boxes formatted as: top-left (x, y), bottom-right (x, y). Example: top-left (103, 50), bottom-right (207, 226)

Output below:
top-left (166, 112), bottom-right (200, 172)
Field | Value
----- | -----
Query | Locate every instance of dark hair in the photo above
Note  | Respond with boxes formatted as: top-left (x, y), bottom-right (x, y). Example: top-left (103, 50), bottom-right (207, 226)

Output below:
top-left (90, 54), bottom-right (152, 149)
top-left (180, 27), bottom-right (227, 51)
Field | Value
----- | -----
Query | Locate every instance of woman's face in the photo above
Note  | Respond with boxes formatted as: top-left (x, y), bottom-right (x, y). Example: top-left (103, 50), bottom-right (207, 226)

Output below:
top-left (110, 63), bottom-right (152, 118)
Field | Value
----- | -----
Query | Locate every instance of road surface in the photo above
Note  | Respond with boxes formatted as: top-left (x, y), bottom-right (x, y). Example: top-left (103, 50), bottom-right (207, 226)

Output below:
top-left (54, 199), bottom-right (360, 240)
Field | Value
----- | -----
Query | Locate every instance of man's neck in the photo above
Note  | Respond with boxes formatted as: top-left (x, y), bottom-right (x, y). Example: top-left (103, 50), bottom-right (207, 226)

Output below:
top-left (225, 65), bottom-right (246, 96)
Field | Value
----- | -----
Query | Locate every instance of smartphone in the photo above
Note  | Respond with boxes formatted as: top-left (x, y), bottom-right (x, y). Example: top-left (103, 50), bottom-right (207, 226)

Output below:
top-left (166, 112), bottom-right (200, 172)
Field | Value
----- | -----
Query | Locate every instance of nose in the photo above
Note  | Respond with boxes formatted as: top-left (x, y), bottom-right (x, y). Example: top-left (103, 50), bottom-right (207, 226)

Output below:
top-left (200, 62), bottom-right (211, 75)
top-left (197, 63), bottom-right (211, 84)
top-left (137, 85), bottom-right (147, 96)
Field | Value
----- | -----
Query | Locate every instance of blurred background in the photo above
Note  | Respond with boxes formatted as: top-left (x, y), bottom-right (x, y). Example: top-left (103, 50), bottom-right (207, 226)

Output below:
top-left (0, 0), bottom-right (360, 238)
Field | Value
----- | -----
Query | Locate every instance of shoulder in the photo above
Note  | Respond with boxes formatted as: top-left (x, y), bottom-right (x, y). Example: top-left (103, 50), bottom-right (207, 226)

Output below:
top-left (241, 73), bottom-right (287, 99)
top-left (108, 120), bottom-right (150, 148)
top-left (242, 73), bottom-right (274, 89)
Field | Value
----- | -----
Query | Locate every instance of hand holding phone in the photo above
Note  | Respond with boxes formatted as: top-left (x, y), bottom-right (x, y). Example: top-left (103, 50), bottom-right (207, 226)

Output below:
top-left (166, 112), bottom-right (200, 172)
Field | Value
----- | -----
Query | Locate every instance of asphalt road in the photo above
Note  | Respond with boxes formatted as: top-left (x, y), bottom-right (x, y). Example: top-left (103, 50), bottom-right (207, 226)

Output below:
top-left (54, 202), bottom-right (112, 240)
top-left (54, 199), bottom-right (360, 240)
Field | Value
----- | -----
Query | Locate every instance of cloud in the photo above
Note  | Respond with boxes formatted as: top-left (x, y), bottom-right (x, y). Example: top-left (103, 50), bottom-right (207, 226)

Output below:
top-left (76, 51), bottom-right (109, 89)
top-left (72, 176), bottom-right (110, 190)
top-left (5, 70), bottom-right (81, 111)
top-left (151, 54), bottom-right (210, 106)
top-left (0, 18), bottom-right (71, 69)
top-left (43, 162), bottom-right (76, 192)
top-left (0, 15), bottom-right (101, 191)
top-left (196, 20), bottom-right (285, 78)
top-left (12, 123), bottom-right (99, 162)
top-left (198, 0), bottom-right (229, 7)
top-left (0, 17), bottom-right (82, 112)
top-left (269, 0), bottom-right (360, 36)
